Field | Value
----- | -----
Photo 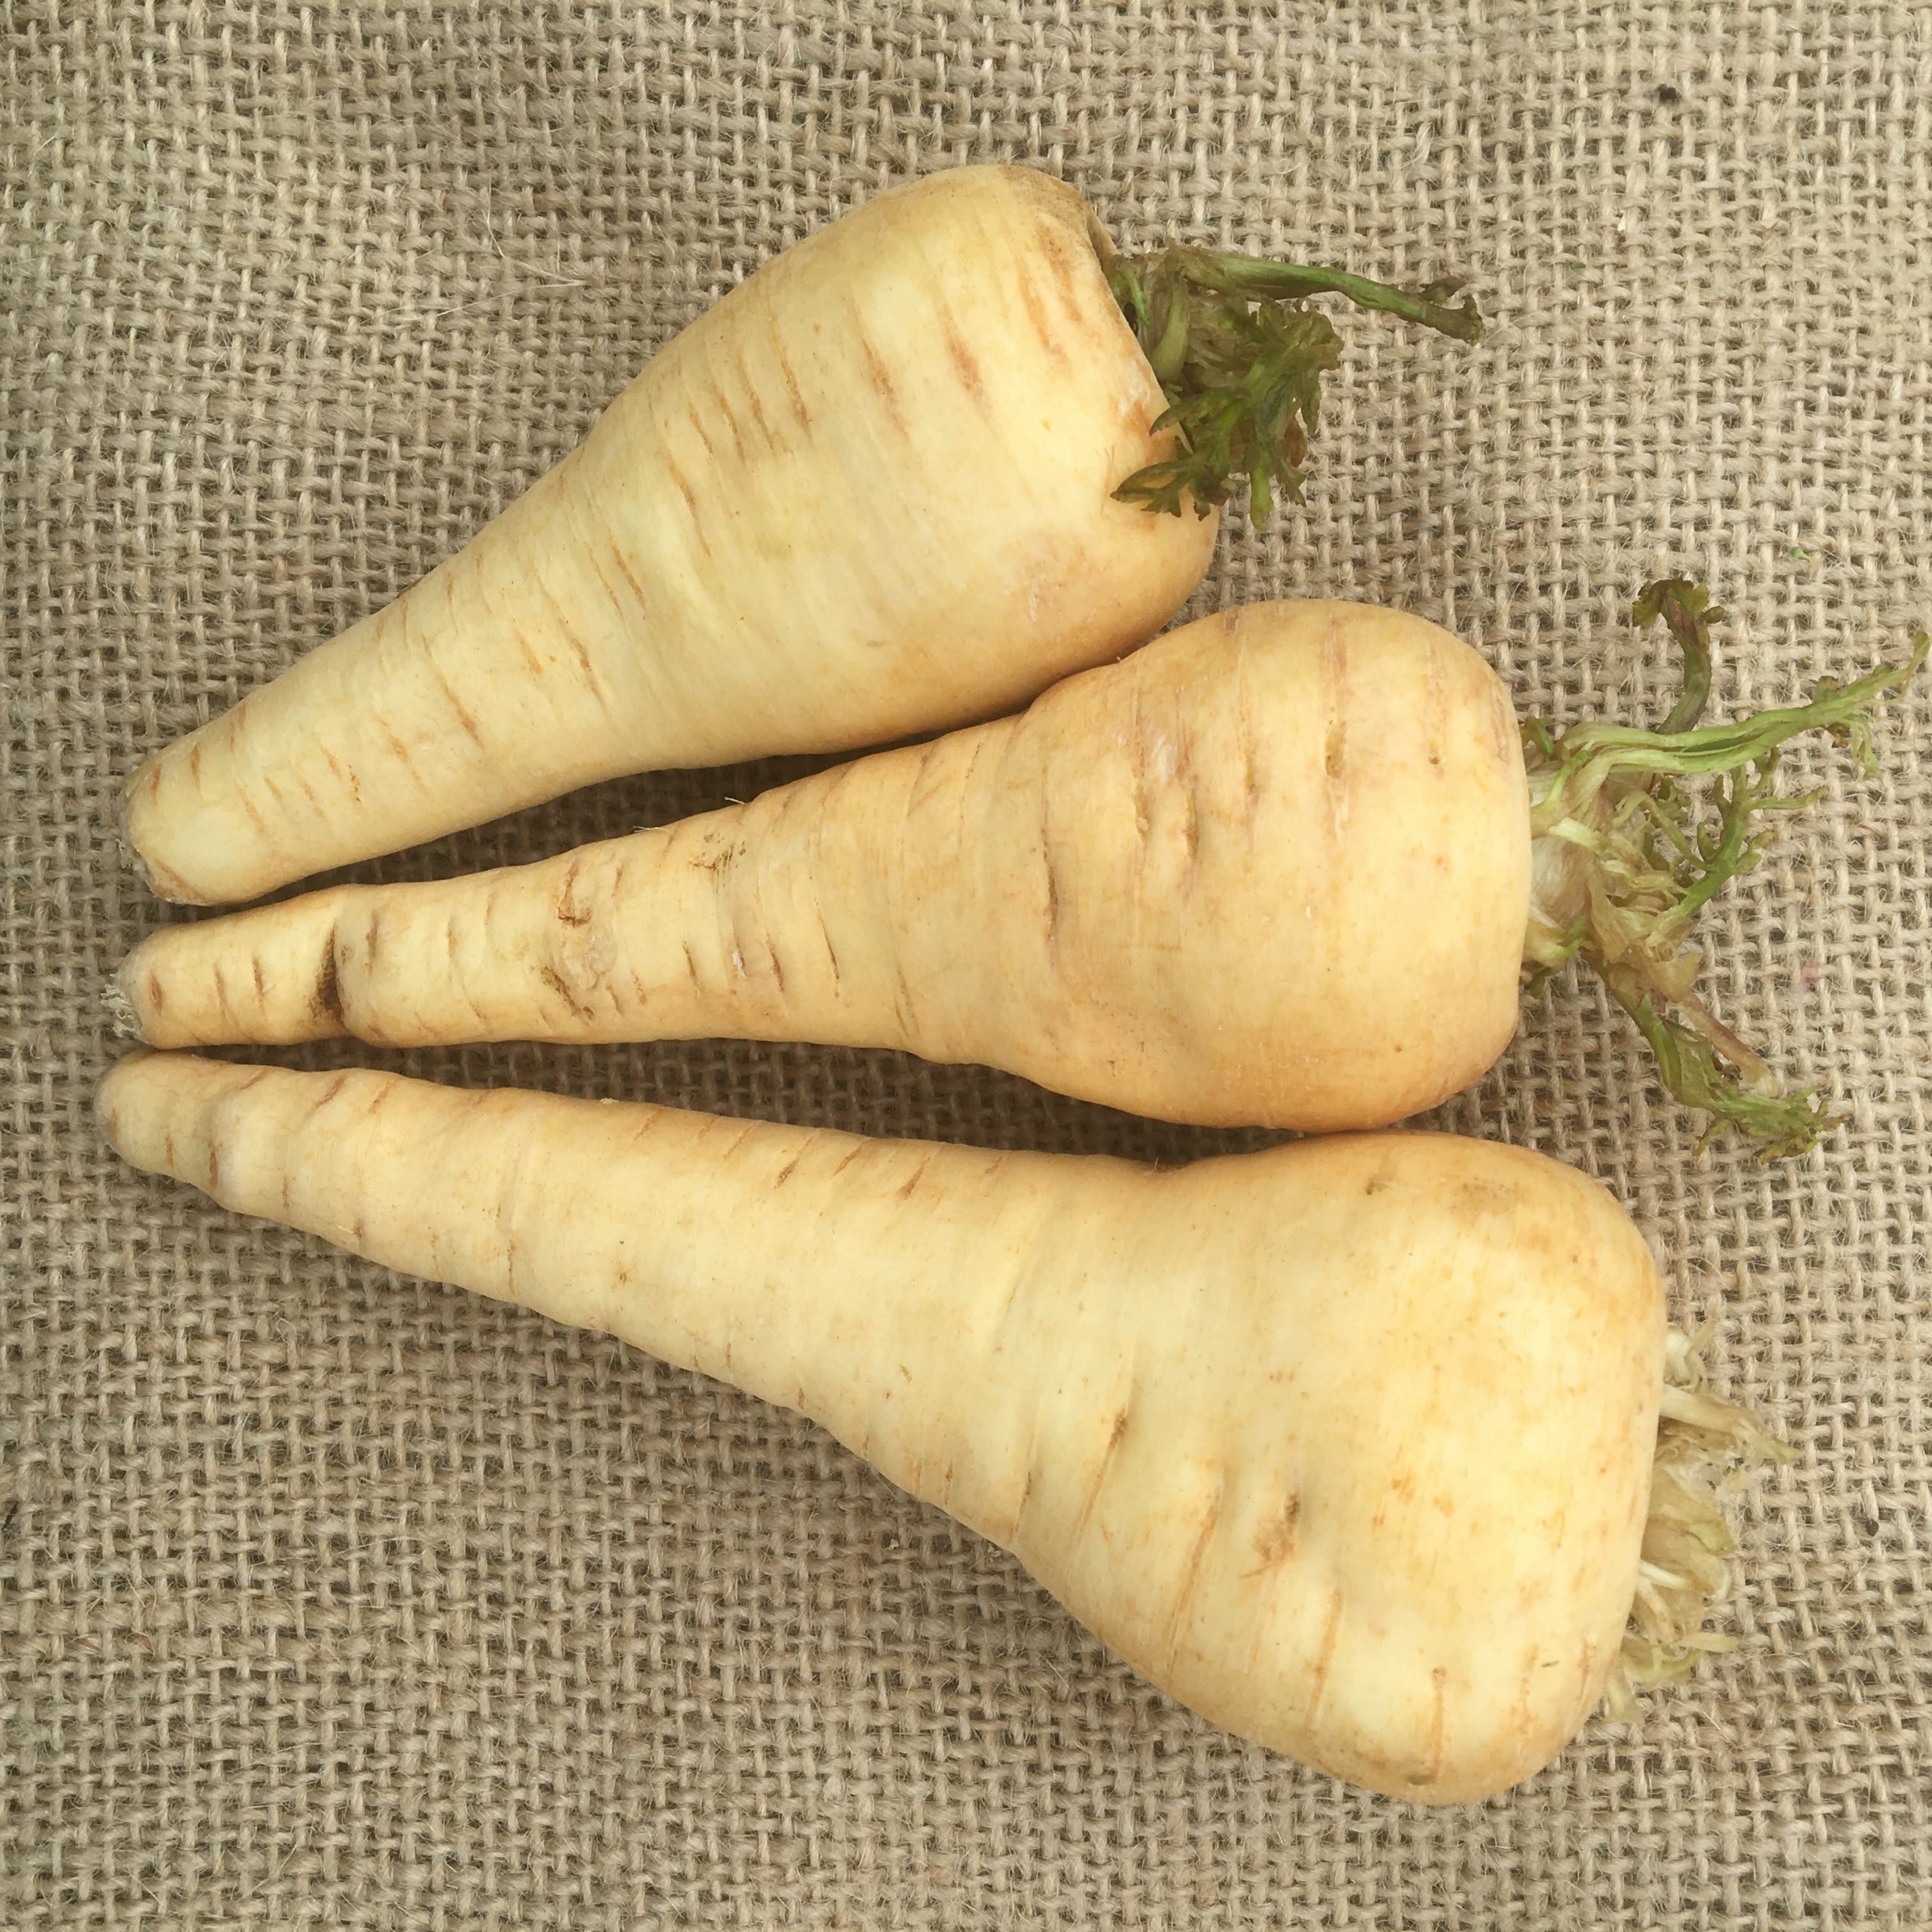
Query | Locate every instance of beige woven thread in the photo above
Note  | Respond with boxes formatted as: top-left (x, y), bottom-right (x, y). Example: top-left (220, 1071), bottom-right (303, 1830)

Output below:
top-left (4, 3), bottom-right (1930, 1926)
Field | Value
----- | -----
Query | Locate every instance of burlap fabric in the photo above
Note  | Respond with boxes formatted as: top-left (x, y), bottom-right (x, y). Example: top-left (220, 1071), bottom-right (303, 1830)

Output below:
top-left (5, 4), bottom-right (1929, 1925)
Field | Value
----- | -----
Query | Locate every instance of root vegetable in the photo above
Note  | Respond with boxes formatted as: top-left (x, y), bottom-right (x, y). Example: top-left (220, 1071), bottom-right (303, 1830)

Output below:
top-left (100, 1048), bottom-right (1718, 1804)
top-left (122, 165), bottom-right (1478, 908)
top-left (121, 598), bottom-right (1529, 1133)
top-left (122, 594), bottom-right (1925, 1152)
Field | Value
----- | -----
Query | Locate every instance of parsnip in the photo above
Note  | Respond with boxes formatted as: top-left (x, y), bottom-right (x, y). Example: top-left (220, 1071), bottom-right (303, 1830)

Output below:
top-left (122, 595), bottom-right (1924, 1150)
top-left (122, 165), bottom-right (1478, 907)
top-left (100, 1049), bottom-right (1704, 1804)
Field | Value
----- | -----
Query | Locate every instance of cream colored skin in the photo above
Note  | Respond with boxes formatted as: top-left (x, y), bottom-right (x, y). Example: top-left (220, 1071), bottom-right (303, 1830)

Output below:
top-left (99, 1052), bottom-right (1663, 1804)
top-left (125, 166), bottom-right (1216, 906)
top-left (120, 601), bottom-right (1530, 1132)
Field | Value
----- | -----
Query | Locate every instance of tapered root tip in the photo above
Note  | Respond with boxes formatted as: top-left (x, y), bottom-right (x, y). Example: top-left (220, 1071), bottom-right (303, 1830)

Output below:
top-left (105, 961), bottom-right (144, 1042)
top-left (122, 759), bottom-right (217, 906)
top-left (97, 1048), bottom-right (161, 1155)
top-left (109, 931), bottom-right (170, 1043)
top-left (119, 761), bottom-right (161, 888)
top-left (122, 826), bottom-right (207, 906)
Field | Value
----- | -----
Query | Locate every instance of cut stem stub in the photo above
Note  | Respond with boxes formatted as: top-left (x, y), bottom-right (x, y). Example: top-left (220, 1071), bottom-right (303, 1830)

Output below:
top-left (1524, 580), bottom-right (1927, 1158)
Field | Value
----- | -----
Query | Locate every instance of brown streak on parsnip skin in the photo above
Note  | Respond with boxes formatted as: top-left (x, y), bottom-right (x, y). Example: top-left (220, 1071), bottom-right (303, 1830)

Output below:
top-left (1305, 1589), bottom-right (1345, 1722)
top-left (426, 649), bottom-right (485, 748)
top-left (1163, 1488), bottom-right (1224, 1667)
top-left (660, 449), bottom-right (703, 522)
top-left (319, 744), bottom-right (363, 804)
top-left (708, 381), bottom-right (750, 463)
top-left (235, 785), bottom-right (272, 841)
top-left (815, 904), bottom-right (846, 989)
top-left (1011, 1462), bottom-right (1038, 1537)
top-left (939, 310), bottom-right (986, 402)
top-left (312, 937), bottom-right (343, 1027)
top-left (1254, 1493), bottom-right (1300, 1570)
top-left (509, 626), bottom-right (549, 680)
top-left (1014, 269), bottom-right (1063, 360)
top-left (608, 535), bottom-right (651, 611)
top-left (538, 964), bottom-right (595, 1023)
top-left (372, 713), bottom-right (415, 771)
top-left (568, 526), bottom-right (634, 641)
top-left (555, 857), bottom-right (589, 927)
top-left (1070, 1405), bottom-right (1131, 1540)
top-left (771, 334), bottom-right (813, 430)
top-left (736, 355), bottom-right (777, 448)
top-left (1425, 1667), bottom-right (1449, 1788)
top-left (289, 765), bottom-right (325, 824)
top-left (853, 322), bottom-right (907, 434)
top-left (1424, 645), bottom-right (1448, 771)
top-left (529, 574), bottom-right (612, 723)
top-left (303, 1074), bottom-right (349, 1121)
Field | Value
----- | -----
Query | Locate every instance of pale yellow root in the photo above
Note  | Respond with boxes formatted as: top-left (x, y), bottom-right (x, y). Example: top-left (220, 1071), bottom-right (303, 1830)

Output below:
top-left (102, 1051), bottom-right (1667, 1804)
top-left (125, 165), bottom-right (1215, 906)
top-left (118, 600), bottom-right (1531, 1132)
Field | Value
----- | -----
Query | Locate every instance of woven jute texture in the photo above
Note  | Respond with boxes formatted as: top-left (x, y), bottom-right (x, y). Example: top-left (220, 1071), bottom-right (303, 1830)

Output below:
top-left (5, 3), bottom-right (1930, 1925)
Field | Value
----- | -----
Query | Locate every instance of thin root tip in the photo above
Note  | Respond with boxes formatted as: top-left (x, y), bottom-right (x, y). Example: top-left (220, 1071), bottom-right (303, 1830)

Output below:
top-left (96, 1046), bottom-right (162, 1138)
top-left (105, 960), bottom-right (145, 1043)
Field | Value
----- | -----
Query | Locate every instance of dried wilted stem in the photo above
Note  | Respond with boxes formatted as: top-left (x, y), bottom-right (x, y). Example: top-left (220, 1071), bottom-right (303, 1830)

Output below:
top-left (1607, 1324), bottom-right (1791, 1718)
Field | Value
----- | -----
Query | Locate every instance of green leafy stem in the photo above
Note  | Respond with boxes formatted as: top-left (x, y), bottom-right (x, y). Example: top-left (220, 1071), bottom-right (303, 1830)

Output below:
top-left (1523, 579), bottom-right (1927, 1158)
top-left (1103, 245), bottom-right (1483, 520)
